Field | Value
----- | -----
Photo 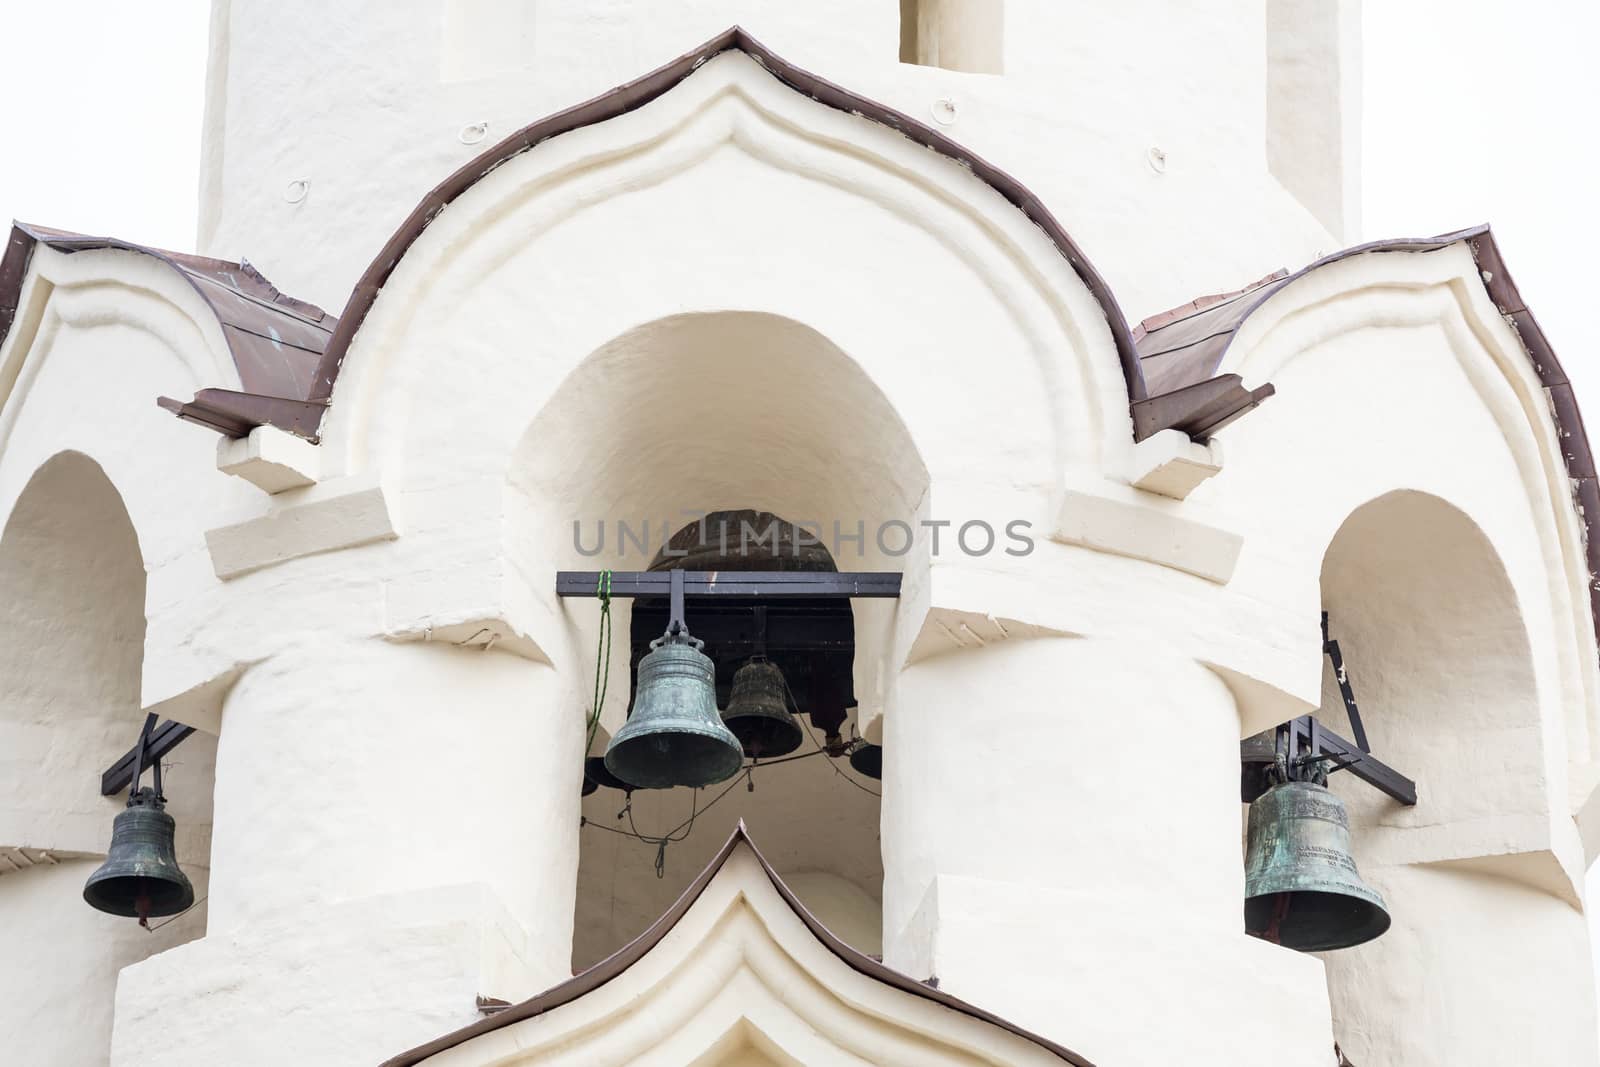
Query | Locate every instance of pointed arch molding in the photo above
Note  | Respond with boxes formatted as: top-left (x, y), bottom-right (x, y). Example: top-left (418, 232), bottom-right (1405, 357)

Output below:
top-left (1138, 229), bottom-right (1600, 763)
top-left (314, 25), bottom-right (1141, 412)
top-left (307, 29), bottom-right (1142, 480)
top-left (382, 823), bottom-right (1090, 1067)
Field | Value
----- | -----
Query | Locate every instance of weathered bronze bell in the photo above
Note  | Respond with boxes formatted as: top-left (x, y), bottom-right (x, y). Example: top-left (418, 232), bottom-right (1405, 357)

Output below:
top-left (605, 631), bottom-right (745, 790)
top-left (848, 741), bottom-right (882, 780)
top-left (1244, 779), bottom-right (1390, 951)
top-left (83, 787), bottom-right (194, 920)
top-left (722, 659), bottom-right (803, 758)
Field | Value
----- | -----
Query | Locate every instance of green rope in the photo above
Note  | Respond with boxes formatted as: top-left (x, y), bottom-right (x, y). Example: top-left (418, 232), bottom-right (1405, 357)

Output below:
top-left (585, 569), bottom-right (613, 756)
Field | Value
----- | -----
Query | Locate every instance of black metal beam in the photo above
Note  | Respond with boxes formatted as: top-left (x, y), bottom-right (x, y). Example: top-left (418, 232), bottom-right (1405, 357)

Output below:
top-left (557, 571), bottom-right (902, 599)
top-left (1286, 715), bottom-right (1417, 806)
top-left (101, 719), bottom-right (195, 797)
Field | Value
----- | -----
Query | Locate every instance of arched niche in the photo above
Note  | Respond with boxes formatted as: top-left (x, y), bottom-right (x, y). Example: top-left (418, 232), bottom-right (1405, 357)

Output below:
top-left (1316, 489), bottom-right (1546, 872)
top-left (1312, 489), bottom-right (1592, 1062)
top-left (0, 451), bottom-right (213, 1065)
top-left (509, 312), bottom-right (928, 968)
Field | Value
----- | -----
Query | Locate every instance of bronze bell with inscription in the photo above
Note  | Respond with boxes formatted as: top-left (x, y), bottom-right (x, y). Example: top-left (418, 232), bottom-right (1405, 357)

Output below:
top-left (1243, 777), bottom-right (1390, 951)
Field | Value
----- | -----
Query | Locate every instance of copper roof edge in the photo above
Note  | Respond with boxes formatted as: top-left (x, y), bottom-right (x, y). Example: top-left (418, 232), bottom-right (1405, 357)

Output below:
top-left (379, 819), bottom-right (1094, 1067)
top-left (312, 25), bottom-right (1144, 411)
top-left (0, 221), bottom-right (337, 439)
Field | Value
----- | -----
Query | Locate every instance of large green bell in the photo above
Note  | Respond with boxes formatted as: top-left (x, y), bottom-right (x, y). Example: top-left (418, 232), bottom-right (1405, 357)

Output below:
top-left (605, 631), bottom-right (744, 790)
top-left (722, 659), bottom-right (803, 758)
top-left (1243, 779), bottom-right (1389, 951)
top-left (83, 787), bottom-right (194, 920)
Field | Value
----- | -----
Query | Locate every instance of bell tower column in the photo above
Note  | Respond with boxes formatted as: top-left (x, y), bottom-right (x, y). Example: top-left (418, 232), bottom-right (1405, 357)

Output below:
top-left (879, 637), bottom-right (1336, 1067)
top-left (109, 637), bottom-right (581, 1067)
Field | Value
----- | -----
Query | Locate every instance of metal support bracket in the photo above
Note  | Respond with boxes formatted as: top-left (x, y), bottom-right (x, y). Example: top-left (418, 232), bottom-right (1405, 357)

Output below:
top-left (1321, 611), bottom-right (1370, 752)
top-left (1281, 714), bottom-right (1416, 806)
top-left (102, 718), bottom-right (194, 797)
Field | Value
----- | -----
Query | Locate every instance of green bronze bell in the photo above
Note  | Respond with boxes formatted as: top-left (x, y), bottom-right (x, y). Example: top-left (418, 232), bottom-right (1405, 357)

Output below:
top-left (722, 659), bottom-right (803, 758)
top-left (1244, 778), bottom-right (1389, 951)
top-left (605, 630), bottom-right (744, 790)
top-left (83, 787), bottom-right (194, 921)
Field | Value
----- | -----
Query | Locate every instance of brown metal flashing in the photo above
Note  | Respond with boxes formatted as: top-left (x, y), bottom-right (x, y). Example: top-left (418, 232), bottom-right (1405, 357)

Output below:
top-left (0, 222), bottom-right (337, 440)
top-left (1133, 226), bottom-right (1494, 394)
top-left (1133, 225), bottom-right (1600, 657)
top-left (379, 821), bottom-right (1094, 1067)
top-left (311, 26), bottom-right (1146, 412)
top-left (1131, 374), bottom-right (1276, 441)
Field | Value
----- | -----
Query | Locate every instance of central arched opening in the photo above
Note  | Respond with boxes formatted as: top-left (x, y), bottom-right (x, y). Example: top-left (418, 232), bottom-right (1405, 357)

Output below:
top-left (506, 312), bottom-right (930, 969)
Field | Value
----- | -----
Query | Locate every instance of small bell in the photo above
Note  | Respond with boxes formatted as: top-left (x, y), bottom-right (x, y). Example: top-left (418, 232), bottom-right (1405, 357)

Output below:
top-left (848, 741), bottom-right (882, 780)
top-left (722, 659), bottom-right (803, 758)
top-left (583, 755), bottom-right (632, 793)
top-left (1244, 778), bottom-right (1390, 951)
top-left (605, 630), bottom-right (744, 790)
top-left (83, 787), bottom-right (194, 921)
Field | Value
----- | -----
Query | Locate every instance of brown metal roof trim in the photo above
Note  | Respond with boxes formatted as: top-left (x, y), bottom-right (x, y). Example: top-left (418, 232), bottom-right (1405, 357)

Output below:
top-left (380, 820), bottom-right (1094, 1067)
top-left (0, 222), bottom-right (333, 438)
top-left (1134, 224), bottom-right (1600, 656)
top-left (310, 25), bottom-right (1146, 413)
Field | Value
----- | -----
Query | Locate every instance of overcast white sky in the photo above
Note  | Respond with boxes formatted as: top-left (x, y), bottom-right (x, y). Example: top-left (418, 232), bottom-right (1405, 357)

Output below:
top-left (2, 0), bottom-right (1599, 1006)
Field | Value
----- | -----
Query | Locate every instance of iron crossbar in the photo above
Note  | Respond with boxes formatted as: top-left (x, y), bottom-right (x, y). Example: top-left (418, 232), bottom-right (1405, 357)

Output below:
top-left (101, 719), bottom-right (195, 797)
top-left (555, 571), bottom-right (903, 600)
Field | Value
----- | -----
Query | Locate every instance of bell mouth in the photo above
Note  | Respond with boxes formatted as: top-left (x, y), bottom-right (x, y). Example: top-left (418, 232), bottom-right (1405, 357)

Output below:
top-left (1245, 890), bottom-right (1391, 952)
top-left (83, 873), bottom-right (195, 919)
top-left (605, 732), bottom-right (744, 790)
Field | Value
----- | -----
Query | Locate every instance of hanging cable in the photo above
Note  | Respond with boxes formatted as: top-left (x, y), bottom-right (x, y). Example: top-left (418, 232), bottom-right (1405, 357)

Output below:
top-left (778, 672), bottom-right (882, 799)
top-left (585, 570), bottom-right (613, 758)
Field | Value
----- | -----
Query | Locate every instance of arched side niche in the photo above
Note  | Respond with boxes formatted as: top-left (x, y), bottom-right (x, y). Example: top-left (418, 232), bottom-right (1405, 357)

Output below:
top-left (1316, 490), bottom-right (1547, 868)
top-left (508, 312), bottom-right (929, 968)
top-left (1305, 491), bottom-right (1597, 1062)
top-left (0, 451), bottom-right (213, 1066)
top-left (1316, 490), bottom-right (1589, 1061)
top-left (1210, 244), bottom-right (1597, 772)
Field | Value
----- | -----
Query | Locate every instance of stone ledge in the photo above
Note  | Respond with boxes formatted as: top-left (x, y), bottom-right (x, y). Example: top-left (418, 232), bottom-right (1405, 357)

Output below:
top-left (205, 476), bottom-right (396, 580)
